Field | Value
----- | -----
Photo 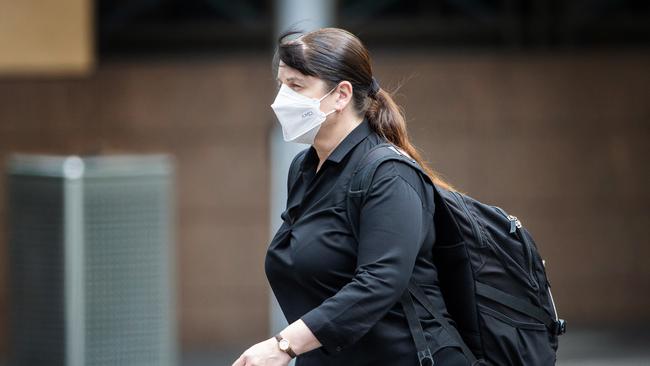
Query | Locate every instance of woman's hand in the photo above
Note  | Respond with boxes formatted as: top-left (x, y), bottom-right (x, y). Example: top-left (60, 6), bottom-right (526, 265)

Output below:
top-left (231, 337), bottom-right (293, 366)
top-left (232, 319), bottom-right (321, 365)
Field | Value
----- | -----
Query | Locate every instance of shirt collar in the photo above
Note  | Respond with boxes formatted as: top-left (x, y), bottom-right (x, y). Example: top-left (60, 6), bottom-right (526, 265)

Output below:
top-left (301, 117), bottom-right (373, 173)
top-left (306, 117), bottom-right (373, 165)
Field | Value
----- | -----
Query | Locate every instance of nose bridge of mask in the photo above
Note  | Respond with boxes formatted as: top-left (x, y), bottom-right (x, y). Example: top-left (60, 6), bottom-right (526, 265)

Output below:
top-left (275, 82), bottom-right (337, 105)
top-left (275, 84), bottom-right (309, 103)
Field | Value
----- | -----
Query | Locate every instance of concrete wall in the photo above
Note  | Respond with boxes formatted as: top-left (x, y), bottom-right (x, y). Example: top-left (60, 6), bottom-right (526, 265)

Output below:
top-left (0, 51), bottom-right (648, 353)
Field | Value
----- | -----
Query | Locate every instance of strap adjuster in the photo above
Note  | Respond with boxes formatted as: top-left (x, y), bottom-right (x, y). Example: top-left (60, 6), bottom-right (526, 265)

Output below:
top-left (417, 347), bottom-right (434, 366)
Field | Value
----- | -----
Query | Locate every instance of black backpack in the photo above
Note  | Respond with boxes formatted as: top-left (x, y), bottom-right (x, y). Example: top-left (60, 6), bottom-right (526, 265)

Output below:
top-left (345, 142), bottom-right (566, 366)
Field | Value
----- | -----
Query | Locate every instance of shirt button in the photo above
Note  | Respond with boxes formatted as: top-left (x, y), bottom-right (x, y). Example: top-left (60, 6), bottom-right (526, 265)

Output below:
top-left (336, 346), bottom-right (342, 352)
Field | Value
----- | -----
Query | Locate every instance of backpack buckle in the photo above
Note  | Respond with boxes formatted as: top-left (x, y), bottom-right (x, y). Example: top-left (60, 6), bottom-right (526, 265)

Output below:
top-left (387, 145), bottom-right (417, 163)
top-left (418, 347), bottom-right (434, 366)
top-left (552, 319), bottom-right (567, 335)
top-left (557, 319), bottom-right (567, 335)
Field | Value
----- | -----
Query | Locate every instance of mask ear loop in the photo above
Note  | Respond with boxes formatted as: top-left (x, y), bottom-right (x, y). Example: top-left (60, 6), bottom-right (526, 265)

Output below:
top-left (318, 84), bottom-right (338, 102)
top-left (319, 84), bottom-right (339, 116)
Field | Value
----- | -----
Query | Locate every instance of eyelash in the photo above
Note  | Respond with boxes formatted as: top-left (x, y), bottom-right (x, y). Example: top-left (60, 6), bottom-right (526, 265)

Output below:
top-left (277, 82), bottom-right (301, 90)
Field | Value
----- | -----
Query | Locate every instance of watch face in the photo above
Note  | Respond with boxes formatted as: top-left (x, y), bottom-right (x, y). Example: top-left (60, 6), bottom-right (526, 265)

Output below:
top-left (279, 339), bottom-right (290, 351)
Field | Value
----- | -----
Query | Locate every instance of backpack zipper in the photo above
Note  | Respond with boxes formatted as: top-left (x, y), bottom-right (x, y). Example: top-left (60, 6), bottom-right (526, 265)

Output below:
top-left (452, 191), bottom-right (484, 247)
top-left (493, 205), bottom-right (539, 290)
top-left (494, 206), bottom-right (521, 234)
top-left (543, 260), bottom-right (559, 321)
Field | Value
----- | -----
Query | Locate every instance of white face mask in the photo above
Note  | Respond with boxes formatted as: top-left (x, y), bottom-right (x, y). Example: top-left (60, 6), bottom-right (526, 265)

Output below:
top-left (270, 83), bottom-right (337, 145)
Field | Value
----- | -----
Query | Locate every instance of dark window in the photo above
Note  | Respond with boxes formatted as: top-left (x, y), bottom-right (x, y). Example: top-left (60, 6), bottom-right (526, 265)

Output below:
top-left (338, 0), bottom-right (650, 49)
top-left (97, 0), bottom-right (272, 57)
top-left (97, 0), bottom-right (650, 57)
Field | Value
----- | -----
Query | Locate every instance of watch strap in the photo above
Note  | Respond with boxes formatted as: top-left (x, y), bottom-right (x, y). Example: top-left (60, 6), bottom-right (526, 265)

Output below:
top-left (274, 333), bottom-right (297, 358)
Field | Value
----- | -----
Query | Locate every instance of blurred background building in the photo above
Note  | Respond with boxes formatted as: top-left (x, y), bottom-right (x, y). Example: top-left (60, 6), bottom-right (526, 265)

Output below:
top-left (0, 0), bottom-right (649, 365)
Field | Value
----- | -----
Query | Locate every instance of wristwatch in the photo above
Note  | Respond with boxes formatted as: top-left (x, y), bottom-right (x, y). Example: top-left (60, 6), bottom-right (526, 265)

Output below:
top-left (274, 333), bottom-right (297, 358)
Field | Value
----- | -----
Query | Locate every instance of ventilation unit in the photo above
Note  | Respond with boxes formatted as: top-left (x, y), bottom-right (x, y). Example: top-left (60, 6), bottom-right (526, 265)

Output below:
top-left (7, 154), bottom-right (177, 366)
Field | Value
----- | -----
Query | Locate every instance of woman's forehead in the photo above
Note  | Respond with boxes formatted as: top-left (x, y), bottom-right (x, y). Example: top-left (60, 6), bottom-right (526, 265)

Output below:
top-left (277, 61), bottom-right (320, 84)
top-left (278, 61), bottom-right (306, 79)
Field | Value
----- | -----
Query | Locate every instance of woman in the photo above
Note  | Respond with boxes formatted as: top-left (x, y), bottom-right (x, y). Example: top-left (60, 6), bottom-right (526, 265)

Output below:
top-left (233, 27), bottom-right (470, 366)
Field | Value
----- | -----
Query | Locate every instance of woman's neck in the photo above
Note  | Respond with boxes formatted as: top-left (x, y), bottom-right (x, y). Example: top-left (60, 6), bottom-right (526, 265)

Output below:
top-left (312, 113), bottom-right (364, 164)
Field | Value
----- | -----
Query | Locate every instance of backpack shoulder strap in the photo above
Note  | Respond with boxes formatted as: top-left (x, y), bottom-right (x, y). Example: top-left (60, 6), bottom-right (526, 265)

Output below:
top-left (347, 142), bottom-right (467, 240)
top-left (349, 143), bottom-right (424, 192)
top-left (346, 142), bottom-right (481, 365)
top-left (347, 142), bottom-right (466, 245)
top-left (346, 142), bottom-right (427, 241)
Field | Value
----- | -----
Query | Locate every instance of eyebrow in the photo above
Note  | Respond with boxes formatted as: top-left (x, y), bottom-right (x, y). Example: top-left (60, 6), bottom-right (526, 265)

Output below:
top-left (276, 76), bottom-right (304, 84)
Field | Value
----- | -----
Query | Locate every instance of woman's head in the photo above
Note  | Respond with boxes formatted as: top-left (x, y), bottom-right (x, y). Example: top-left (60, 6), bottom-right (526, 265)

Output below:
top-left (274, 28), bottom-right (375, 119)
top-left (273, 27), bottom-right (457, 192)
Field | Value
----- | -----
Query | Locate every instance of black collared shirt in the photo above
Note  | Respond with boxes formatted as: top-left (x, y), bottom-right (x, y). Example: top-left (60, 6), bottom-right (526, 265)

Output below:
top-left (265, 117), bottom-right (461, 365)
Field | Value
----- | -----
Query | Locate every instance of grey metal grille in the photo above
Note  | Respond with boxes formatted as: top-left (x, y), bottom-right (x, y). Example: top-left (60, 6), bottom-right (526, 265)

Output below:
top-left (8, 176), bottom-right (66, 366)
top-left (7, 155), bottom-right (177, 366)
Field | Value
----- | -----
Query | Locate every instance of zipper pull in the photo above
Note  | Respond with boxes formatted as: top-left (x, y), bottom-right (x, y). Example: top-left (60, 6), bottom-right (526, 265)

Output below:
top-left (507, 214), bottom-right (522, 233)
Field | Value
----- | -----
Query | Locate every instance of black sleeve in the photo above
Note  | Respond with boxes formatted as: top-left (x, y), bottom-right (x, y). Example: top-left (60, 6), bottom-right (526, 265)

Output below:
top-left (300, 161), bottom-right (428, 355)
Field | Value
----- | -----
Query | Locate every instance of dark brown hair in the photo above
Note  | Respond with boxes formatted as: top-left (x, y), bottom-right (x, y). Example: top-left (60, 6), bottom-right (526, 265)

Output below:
top-left (273, 27), bottom-right (457, 192)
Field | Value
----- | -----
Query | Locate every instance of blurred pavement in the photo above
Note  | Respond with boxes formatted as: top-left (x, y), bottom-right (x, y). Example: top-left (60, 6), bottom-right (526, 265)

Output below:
top-left (181, 328), bottom-right (650, 365)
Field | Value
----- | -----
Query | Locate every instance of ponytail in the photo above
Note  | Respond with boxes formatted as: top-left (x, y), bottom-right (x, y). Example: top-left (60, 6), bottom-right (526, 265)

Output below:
top-left (365, 87), bottom-right (458, 192)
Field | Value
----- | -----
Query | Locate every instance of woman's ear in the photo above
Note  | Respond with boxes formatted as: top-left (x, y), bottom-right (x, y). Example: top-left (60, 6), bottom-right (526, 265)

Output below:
top-left (334, 81), bottom-right (354, 112)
